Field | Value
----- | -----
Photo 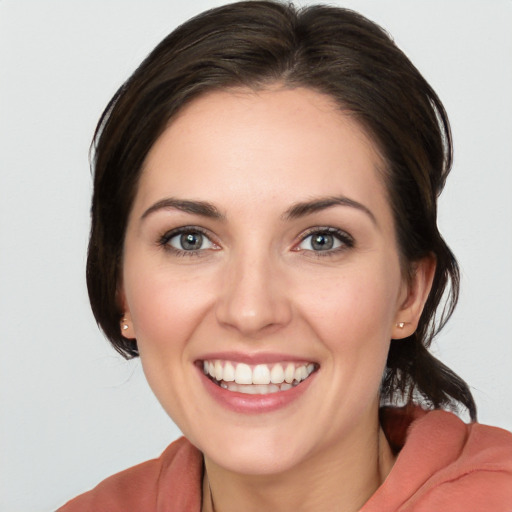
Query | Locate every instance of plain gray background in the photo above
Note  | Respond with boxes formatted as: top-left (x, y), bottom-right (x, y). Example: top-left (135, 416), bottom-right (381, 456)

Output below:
top-left (1, 1), bottom-right (511, 510)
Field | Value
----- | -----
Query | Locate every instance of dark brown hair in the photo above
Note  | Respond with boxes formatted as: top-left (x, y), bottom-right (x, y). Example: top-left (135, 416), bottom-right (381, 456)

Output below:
top-left (86, 1), bottom-right (476, 420)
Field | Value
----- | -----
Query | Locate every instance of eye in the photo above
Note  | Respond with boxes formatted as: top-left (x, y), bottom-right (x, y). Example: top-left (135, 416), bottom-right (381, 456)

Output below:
top-left (296, 228), bottom-right (354, 253)
top-left (160, 227), bottom-right (217, 254)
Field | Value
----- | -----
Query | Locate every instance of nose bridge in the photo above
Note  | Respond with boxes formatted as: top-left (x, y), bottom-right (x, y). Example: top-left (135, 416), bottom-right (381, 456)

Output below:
top-left (215, 242), bottom-right (291, 336)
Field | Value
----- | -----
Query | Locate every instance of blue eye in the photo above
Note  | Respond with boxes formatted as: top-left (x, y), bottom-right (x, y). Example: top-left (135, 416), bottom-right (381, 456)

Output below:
top-left (297, 228), bottom-right (353, 253)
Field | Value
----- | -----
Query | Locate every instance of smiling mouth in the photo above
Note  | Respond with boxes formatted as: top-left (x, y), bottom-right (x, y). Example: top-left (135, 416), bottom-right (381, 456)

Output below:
top-left (201, 360), bottom-right (318, 395)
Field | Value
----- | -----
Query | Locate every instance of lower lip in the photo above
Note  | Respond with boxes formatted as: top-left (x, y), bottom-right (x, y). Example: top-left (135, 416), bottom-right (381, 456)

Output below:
top-left (199, 368), bottom-right (316, 414)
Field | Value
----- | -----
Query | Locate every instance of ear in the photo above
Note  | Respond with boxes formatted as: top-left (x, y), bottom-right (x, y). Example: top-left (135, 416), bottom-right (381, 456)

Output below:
top-left (392, 254), bottom-right (436, 340)
top-left (117, 285), bottom-right (136, 339)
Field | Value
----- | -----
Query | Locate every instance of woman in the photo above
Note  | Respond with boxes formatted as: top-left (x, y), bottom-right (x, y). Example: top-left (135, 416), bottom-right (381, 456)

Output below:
top-left (59, 1), bottom-right (512, 510)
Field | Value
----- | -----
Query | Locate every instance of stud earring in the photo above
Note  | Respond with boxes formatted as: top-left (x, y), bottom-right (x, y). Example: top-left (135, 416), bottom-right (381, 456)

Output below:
top-left (121, 318), bottom-right (129, 331)
top-left (396, 322), bottom-right (405, 329)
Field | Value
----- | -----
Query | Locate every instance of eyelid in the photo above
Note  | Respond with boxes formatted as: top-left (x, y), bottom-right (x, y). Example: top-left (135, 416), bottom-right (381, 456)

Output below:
top-left (158, 225), bottom-right (220, 255)
top-left (157, 225), bottom-right (353, 257)
top-left (294, 226), bottom-right (355, 253)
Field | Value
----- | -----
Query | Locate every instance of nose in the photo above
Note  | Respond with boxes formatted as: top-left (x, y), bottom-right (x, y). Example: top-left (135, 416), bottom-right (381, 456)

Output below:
top-left (215, 249), bottom-right (292, 338)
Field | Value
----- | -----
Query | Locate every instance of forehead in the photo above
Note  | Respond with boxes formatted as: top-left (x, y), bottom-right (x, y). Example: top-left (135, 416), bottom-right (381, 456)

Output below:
top-left (135, 87), bottom-right (390, 221)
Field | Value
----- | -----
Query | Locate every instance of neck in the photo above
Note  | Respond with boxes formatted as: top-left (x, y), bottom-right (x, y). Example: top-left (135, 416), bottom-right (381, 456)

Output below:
top-left (202, 412), bottom-right (395, 512)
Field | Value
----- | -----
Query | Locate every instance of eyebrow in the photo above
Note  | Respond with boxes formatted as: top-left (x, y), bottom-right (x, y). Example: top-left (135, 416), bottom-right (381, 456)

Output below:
top-left (283, 196), bottom-right (377, 225)
top-left (140, 195), bottom-right (376, 225)
top-left (141, 198), bottom-right (225, 221)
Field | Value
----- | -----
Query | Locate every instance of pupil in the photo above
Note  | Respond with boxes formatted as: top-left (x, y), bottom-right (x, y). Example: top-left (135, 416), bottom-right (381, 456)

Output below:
top-left (181, 232), bottom-right (202, 250)
top-left (312, 233), bottom-right (333, 250)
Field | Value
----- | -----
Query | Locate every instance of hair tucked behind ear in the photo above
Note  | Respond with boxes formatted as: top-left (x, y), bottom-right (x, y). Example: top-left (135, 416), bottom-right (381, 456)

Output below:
top-left (87, 0), bottom-right (476, 420)
top-left (382, 233), bottom-right (476, 419)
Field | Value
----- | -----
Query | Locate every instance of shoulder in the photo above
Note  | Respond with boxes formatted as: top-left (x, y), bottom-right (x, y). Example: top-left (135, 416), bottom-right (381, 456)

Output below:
top-left (365, 407), bottom-right (512, 511)
top-left (407, 408), bottom-right (512, 473)
top-left (407, 410), bottom-right (512, 511)
top-left (57, 437), bottom-right (203, 512)
top-left (417, 411), bottom-right (512, 510)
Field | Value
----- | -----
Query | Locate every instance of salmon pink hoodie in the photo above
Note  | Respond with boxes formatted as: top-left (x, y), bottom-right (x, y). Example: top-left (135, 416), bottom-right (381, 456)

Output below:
top-left (58, 407), bottom-right (512, 511)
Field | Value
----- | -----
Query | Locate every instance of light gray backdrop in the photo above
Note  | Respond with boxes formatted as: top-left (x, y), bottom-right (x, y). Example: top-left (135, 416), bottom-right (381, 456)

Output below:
top-left (1, 1), bottom-right (511, 511)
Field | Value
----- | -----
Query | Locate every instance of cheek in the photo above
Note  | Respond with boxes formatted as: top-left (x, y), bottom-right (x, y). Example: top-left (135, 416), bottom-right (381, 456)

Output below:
top-left (123, 262), bottom-right (217, 355)
top-left (299, 268), bottom-right (399, 339)
top-left (122, 264), bottom-right (218, 428)
top-left (293, 261), bottom-right (401, 387)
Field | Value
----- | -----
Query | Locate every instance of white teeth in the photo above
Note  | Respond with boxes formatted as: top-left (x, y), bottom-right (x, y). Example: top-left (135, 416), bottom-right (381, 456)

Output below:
top-left (223, 361), bottom-right (235, 382)
top-left (270, 363), bottom-right (285, 384)
top-left (225, 382), bottom-right (238, 393)
top-left (214, 360), bottom-right (223, 381)
top-left (225, 383), bottom-right (283, 395)
top-left (294, 365), bottom-right (307, 382)
top-left (202, 359), bottom-right (317, 393)
top-left (243, 384), bottom-right (259, 394)
top-left (234, 363), bottom-right (252, 384)
top-left (284, 363), bottom-right (295, 384)
top-left (252, 364), bottom-right (271, 385)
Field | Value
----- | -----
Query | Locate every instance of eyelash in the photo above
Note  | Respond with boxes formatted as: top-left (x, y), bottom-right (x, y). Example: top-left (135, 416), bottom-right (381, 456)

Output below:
top-left (158, 226), bottom-right (217, 257)
top-left (295, 227), bottom-right (355, 257)
top-left (157, 226), bottom-right (355, 257)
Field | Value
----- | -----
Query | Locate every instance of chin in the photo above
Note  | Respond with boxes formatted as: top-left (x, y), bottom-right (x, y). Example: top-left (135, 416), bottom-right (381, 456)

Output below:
top-left (206, 440), bottom-right (309, 476)
top-left (189, 420), bottom-right (324, 476)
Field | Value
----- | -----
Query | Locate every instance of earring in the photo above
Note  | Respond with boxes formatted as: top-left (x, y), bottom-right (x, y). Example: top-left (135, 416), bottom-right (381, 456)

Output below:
top-left (121, 318), bottom-right (129, 331)
top-left (396, 322), bottom-right (405, 329)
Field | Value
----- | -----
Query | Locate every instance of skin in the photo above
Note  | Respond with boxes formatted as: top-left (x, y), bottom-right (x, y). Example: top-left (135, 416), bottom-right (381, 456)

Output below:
top-left (120, 87), bottom-right (435, 511)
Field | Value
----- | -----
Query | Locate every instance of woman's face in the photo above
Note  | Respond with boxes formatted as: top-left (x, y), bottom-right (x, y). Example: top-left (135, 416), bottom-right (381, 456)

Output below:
top-left (121, 87), bottom-right (428, 475)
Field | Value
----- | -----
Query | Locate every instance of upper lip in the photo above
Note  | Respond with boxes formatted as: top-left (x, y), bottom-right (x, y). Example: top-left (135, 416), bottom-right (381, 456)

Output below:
top-left (196, 351), bottom-right (318, 365)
